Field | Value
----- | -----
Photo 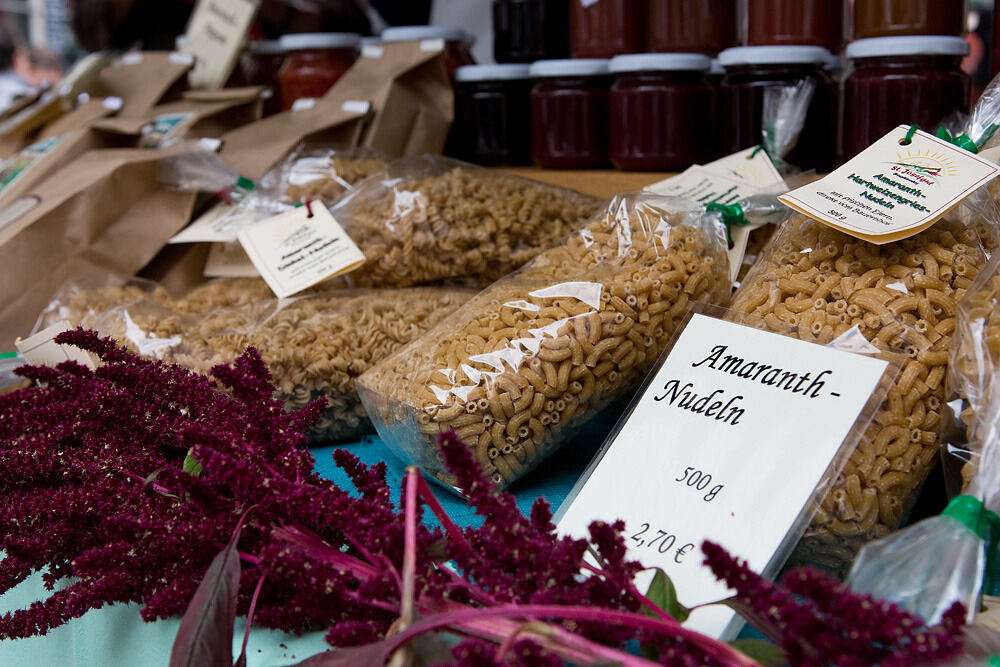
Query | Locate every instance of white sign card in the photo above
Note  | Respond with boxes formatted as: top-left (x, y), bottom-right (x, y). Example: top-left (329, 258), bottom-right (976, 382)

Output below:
top-left (181, 0), bottom-right (260, 89)
top-left (15, 321), bottom-right (99, 369)
top-left (780, 125), bottom-right (1000, 244)
top-left (203, 241), bottom-right (259, 278)
top-left (556, 313), bottom-right (890, 639)
top-left (237, 202), bottom-right (365, 297)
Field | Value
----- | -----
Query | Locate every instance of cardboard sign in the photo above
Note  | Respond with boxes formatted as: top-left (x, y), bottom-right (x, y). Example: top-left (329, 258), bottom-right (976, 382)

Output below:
top-left (556, 313), bottom-right (890, 639)
top-left (237, 202), bottom-right (364, 297)
top-left (15, 321), bottom-right (98, 369)
top-left (780, 125), bottom-right (1000, 244)
top-left (181, 0), bottom-right (261, 89)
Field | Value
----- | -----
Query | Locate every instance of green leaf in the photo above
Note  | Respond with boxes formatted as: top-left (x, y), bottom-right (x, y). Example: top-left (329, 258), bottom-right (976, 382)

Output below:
top-left (728, 639), bottom-right (785, 666)
top-left (183, 450), bottom-right (203, 477)
top-left (644, 568), bottom-right (689, 623)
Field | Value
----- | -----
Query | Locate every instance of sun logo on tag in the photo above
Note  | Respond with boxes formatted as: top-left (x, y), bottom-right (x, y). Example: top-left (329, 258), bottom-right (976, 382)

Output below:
top-left (280, 224), bottom-right (311, 247)
top-left (884, 148), bottom-right (958, 186)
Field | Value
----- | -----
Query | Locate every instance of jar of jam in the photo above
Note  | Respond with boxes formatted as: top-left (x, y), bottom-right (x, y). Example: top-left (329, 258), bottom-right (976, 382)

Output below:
top-left (278, 33), bottom-right (360, 110)
top-left (844, 36), bottom-right (970, 159)
top-left (570, 0), bottom-right (643, 59)
top-left (718, 45), bottom-right (839, 172)
top-left (530, 59), bottom-right (610, 168)
top-left (454, 64), bottom-right (533, 166)
top-left (608, 53), bottom-right (715, 171)
top-left (746, 0), bottom-right (844, 52)
top-left (493, 0), bottom-right (570, 63)
top-left (245, 40), bottom-right (287, 116)
top-left (854, 0), bottom-right (966, 39)
top-left (381, 26), bottom-right (475, 79)
top-left (648, 0), bottom-right (738, 55)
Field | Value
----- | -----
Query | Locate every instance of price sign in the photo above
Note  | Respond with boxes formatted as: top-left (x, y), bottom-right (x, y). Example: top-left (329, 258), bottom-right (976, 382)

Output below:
top-left (556, 313), bottom-right (890, 639)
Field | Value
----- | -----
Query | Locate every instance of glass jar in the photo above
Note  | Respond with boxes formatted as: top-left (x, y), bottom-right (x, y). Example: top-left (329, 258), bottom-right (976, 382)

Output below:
top-left (493, 0), bottom-right (570, 63)
top-left (278, 33), bottom-right (360, 110)
top-left (718, 45), bottom-right (839, 172)
top-left (530, 59), bottom-right (610, 168)
top-left (381, 26), bottom-right (476, 79)
top-left (844, 36), bottom-right (970, 159)
top-left (746, 0), bottom-right (844, 52)
top-left (454, 64), bottom-right (533, 166)
top-left (570, 0), bottom-right (643, 59)
top-left (853, 0), bottom-right (966, 39)
top-left (245, 40), bottom-right (287, 116)
top-left (648, 0), bottom-right (738, 55)
top-left (608, 53), bottom-right (716, 171)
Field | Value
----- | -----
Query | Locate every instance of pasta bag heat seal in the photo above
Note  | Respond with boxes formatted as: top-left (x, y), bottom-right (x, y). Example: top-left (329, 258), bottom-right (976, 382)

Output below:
top-left (355, 193), bottom-right (731, 493)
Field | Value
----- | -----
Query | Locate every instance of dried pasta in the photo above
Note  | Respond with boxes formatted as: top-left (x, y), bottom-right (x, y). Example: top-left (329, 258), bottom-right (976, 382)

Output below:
top-left (356, 194), bottom-right (730, 491)
top-left (730, 212), bottom-right (992, 573)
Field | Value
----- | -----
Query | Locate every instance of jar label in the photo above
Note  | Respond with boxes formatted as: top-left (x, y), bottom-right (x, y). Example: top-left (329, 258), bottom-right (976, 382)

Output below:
top-left (779, 125), bottom-right (1000, 244)
top-left (237, 201), bottom-right (365, 297)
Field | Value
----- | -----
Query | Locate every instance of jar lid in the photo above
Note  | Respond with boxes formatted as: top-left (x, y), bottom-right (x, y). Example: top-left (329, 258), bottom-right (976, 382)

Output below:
top-left (381, 26), bottom-right (468, 44)
top-left (529, 59), bottom-right (609, 77)
top-left (709, 58), bottom-right (724, 76)
top-left (718, 45), bottom-right (832, 67)
top-left (846, 36), bottom-right (970, 59)
top-left (455, 64), bottom-right (531, 82)
top-left (280, 33), bottom-right (361, 51)
top-left (248, 40), bottom-right (286, 56)
top-left (608, 53), bottom-right (711, 73)
top-left (360, 36), bottom-right (383, 48)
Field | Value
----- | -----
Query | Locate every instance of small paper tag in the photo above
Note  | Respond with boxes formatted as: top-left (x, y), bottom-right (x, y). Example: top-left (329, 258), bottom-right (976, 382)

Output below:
top-left (180, 0), bottom-right (258, 88)
top-left (420, 38), bottom-right (445, 52)
top-left (291, 98), bottom-right (317, 111)
top-left (140, 112), bottom-right (195, 148)
top-left (15, 321), bottom-right (99, 369)
top-left (779, 125), bottom-right (1000, 244)
top-left (170, 201), bottom-right (245, 243)
top-left (0, 134), bottom-right (64, 197)
top-left (237, 202), bottom-right (365, 297)
top-left (341, 100), bottom-right (371, 115)
top-left (646, 166), bottom-right (760, 205)
top-left (362, 45), bottom-right (384, 59)
top-left (121, 52), bottom-right (143, 65)
top-left (703, 146), bottom-right (785, 188)
top-left (556, 313), bottom-right (890, 639)
top-left (203, 241), bottom-right (259, 277)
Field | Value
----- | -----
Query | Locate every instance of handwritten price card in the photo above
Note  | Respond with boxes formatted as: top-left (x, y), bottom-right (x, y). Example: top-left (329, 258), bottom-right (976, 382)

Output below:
top-left (556, 313), bottom-right (890, 639)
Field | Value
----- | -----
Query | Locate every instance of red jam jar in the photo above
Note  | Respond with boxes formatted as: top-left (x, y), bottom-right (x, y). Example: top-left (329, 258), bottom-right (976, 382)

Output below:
top-left (608, 53), bottom-right (716, 170)
top-left (245, 40), bottom-right (287, 116)
top-left (493, 0), bottom-right (570, 63)
top-left (278, 33), bottom-right (360, 110)
top-left (844, 36), bottom-right (970, 159)
top-left (647, 0), bottom-right (738, 55)
top-left (570, 0), bottom-right (643, 59)
top-left (381, 26), bottom-right (475, 79)
top-left (853, 0), bottom-right (966, 39)
top-left (529, 59), bottom-right (610, 168)
top-left (718, 45), bottom-right (839, 172)
top-left (746, 0), bottom-right (844, 52)
top-left (454, 64), bottom-right (533, 166)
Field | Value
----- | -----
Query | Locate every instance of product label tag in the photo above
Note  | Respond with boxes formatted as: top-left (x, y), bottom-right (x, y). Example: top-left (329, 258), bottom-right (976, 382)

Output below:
top-left (703, 145), bottom-right (785, 188)
top-left (237, 202), bottom-right (365, 297)
top-left (0, 134), bottom-right (64, 197)
top-left (291, 98), bottom-right (317, 111)
top-left (181, 0), bottom-right (260, 89)
top-left (556, 313), bottom-right (889, 639)
top-left (15, 321), bottom-right (99, 369)
top-left (203, 241), bottom-right (259, 277)
top-left (779, 125), bottom-right (1000, 244)
top-left (140, 112), bottom-right (195, 148)
top-left (646, 166), bottom-right (758, 205)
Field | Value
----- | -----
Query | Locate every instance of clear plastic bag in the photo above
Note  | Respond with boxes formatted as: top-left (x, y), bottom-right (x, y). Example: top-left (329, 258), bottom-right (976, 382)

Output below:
top-left (327, 154), bottom-right (603, 288)
top-left (730, 207), bottom-right (997, 573)
top-left (355, 193), bottom-right (731, 492)
top-left (158, 142), bottom-right (255, 202)
top-left (262, 144), bottom-right (390, 206)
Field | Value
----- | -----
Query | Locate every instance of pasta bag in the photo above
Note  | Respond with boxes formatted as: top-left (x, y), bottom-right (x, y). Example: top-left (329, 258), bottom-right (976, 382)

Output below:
top-left (730, 200), bottom-right (998, 574)
top-left (326, 154), bottom-right (602, 288)
top-left (846, 254), bottom-right (1000, 623)
top-left (260, 144), bottom-right (389, 206)
top-left (356, 193), bottom-right (730, 492)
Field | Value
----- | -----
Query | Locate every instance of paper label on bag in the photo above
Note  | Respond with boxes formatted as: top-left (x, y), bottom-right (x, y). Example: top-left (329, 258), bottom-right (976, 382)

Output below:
top-left (0, 134), bottom-right (63, 197)
top-left (15, 321), bottom-right (99, 369)
top-left (140, 112), bottom-right (195, 148)
top-left (181, 0), bottom-right (260, 89)
top-left (779, 125), bottom-right (1000, 244)
top-left (291, 98), bottom-right (317, 111)
top-left (203, 241), bottom-right (259, 277)
top-left (556, 313), bottom-right (889, 639)
top-left (169, 201), bottom-right (255, 243)
top-left (237, 202), bottom-right (365, 297)
top-left (646, 166), bottom-right (760, 205)
top-left (703, 146), bottom-right (786, 189)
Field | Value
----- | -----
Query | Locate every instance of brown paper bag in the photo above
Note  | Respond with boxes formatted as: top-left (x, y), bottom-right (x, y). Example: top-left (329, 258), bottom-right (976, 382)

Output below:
top-left (94, 52), bottom-right (194, 118)
top-left (0, 147), bottom-right (197, 346)
top-left (36, 98), bottom-right (122, 140)
top-left (219, 97), bottom-right (368, 180)
top-left (322, 40), bottom-right (453, 157)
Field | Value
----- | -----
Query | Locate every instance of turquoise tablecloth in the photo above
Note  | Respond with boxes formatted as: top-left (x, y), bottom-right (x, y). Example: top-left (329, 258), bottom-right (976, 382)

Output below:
top-left (0, 428), bottom-right (611, 666)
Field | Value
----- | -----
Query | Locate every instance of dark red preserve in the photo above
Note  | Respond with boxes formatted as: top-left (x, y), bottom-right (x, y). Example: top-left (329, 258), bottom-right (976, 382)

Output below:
top-left (853, 0), bottom-right (966, 39)
top-left (493, 0), bottom-right (570, 63)
top-left (608, 53), bottom-right (716, 171)
top-left (454, 64), bottom-right (533, 166)
top-left (844, 36), bottom-right (970, 159)
top-left (245, 40), bottom-right (286, 116)
top-left (746, 0), bottom-right (844, 52)
top-left (530, 59), bottom-right (610, 169)
top-left (278, 33), bottom-right (360, 110)
top-left (648, 0), bottom-right (738, 55)
top-left (570, 0), bottom-right (643, 59)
